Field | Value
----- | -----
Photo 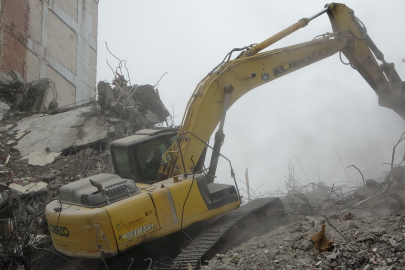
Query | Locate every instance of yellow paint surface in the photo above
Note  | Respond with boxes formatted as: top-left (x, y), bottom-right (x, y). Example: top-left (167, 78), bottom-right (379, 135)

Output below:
top-left (106, 193), bottom-right (160, 246)
top-left (45, 200), bottom-right (118, 258)
top-left (151, 187), bottom-right (177, 228)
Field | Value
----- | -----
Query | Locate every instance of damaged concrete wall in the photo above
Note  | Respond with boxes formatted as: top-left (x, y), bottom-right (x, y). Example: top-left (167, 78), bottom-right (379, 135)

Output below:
top-left (0, 0), bottom-right (99, 109)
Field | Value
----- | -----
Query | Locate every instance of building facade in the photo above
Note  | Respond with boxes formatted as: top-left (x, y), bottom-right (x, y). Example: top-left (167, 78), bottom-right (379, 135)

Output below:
top-left (0, 0), bottom-right (98, 108)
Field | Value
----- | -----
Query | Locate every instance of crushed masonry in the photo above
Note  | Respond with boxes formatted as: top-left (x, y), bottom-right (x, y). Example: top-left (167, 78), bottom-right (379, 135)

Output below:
top-left (0, 69), bottom-right (172, 269)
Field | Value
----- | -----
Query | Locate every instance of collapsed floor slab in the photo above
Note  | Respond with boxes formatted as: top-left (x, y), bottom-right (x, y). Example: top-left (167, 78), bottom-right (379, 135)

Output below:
top-left (10, 106), bottom-right (113, 165)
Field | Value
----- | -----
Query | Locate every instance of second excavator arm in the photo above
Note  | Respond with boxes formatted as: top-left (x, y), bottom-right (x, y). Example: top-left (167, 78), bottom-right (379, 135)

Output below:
top-left (158, 3), bottom-right (404, 180)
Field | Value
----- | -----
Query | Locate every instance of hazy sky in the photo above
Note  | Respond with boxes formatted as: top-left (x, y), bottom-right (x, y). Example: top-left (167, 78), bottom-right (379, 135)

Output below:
top-left (97, 1), bottom-right (405, 196)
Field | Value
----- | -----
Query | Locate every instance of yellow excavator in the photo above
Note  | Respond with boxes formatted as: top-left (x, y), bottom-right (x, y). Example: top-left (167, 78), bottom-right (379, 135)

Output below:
top-left (45, 3), bottom-right (404, 269)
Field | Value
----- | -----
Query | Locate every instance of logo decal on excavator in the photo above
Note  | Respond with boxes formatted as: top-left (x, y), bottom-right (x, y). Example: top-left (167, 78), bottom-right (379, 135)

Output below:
top-left (116, 217), bottom-right (144, 231)
top-left (49, 223), bottom-right (69, 237)
top-left (273, 48), bottom-right (329, 77)
top-left (119, 223), bottom-right (153, 241)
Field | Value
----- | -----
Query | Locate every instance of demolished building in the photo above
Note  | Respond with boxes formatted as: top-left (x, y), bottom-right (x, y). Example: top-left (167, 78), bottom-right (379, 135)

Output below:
top-left (0, 71), bottom-right (170, 269)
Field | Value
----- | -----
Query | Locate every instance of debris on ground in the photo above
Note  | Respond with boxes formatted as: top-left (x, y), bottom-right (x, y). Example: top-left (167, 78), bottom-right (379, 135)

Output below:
top-left (202, 212), bottom-right (405, 270)
top-left (0, 68), bottom-right (171, 269)
top-left (201, 133), bottom-right (405, 270)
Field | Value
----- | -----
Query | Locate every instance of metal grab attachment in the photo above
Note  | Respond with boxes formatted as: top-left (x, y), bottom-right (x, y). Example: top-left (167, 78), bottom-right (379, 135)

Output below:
top-left (206, 85), bottom-right (234, 183)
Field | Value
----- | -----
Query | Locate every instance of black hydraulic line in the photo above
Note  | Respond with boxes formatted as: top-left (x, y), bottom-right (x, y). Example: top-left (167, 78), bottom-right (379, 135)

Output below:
top-left (206, 85), bottom-right (234, 184)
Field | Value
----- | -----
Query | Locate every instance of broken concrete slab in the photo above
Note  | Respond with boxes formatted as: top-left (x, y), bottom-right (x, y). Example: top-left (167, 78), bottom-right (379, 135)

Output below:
top-left (11, 106), bottom-right (114, 157)
top-left (8, 181), bottom-right (48, 196)
top-left (72, 117), bottom-right (114, 146)
top-left (21, 149), bottom-right (61, 166)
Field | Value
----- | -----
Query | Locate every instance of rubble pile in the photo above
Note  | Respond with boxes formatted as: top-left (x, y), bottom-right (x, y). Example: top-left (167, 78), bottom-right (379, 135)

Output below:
top-left (0, 71), bottom-right (171, 269)
top-left (0, 71), bottom-right (170, 169)
top-left (97, 74), bottom-right (170, 132)
top-left (203, 213), bottom-right (405, 270)
top-left (200, 165), bottom-right (405, 270)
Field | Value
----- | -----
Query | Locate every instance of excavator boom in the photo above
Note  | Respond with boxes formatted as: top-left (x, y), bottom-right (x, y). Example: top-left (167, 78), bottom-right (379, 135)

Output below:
top-left (159, 3), bottom-right (404, 180)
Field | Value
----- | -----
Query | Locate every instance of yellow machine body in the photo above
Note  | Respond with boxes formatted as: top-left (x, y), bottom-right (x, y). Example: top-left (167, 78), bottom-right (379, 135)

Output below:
top-left (45, 175), bottom-right (240, 258)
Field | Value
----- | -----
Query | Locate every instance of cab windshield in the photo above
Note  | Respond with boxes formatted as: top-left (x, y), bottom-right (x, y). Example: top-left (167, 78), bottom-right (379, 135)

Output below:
top-left (137, 134), bottom-right (177, 180)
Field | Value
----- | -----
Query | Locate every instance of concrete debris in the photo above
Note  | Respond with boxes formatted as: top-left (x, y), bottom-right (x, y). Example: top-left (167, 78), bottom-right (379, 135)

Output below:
top-left (9, 107), bottom-right (110, 158)
top-left (21, 149), bottom-right (61, 166)
top-left (200, 162), bottom-right (405, 270)
top-left (97, 77), bottom-right (170, 125)
top-left (203, 212), bottom-right (405, 270)
top-left (3, 81), bottom-right (169, 165)
top-left (0, 74), bottom-right (170, 166)
top-left (8, 181), bottom-right (48, 196)
top-left (0, 71), bottom-right (172, 270)
top-left (0, 70), bottom-right (56, 114)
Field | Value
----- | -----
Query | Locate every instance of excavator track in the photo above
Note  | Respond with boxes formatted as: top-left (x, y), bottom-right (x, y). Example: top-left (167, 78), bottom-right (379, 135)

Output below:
top-left (168, 197), bottom-right (286, 270)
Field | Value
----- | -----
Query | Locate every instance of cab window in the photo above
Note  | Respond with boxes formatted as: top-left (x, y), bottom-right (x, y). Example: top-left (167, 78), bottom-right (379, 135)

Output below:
top-left (137, 135), bottom-right (177, 180)
top-left (113, 148), bottom-right (131, 174)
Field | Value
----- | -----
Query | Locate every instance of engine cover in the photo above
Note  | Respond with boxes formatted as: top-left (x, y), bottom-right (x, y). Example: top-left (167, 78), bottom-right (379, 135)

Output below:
top-left (59, 173), bottom-right (140, 208)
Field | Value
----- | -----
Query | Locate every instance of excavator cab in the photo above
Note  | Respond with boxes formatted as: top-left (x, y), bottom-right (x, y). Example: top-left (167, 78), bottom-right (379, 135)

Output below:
top-left (111, 128), bottom-right (178, 183)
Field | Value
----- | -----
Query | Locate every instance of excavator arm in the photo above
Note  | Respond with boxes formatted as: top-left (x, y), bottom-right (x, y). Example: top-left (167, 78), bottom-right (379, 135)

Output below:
top-left (159, 3), bottom-right (404, 180)
top-left (327, 3), bottom-right (405, 116)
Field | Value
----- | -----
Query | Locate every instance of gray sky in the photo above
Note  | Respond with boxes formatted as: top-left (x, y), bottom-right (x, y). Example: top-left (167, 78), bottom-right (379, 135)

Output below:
top-left (97, 1), bottom-right (405, 195)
